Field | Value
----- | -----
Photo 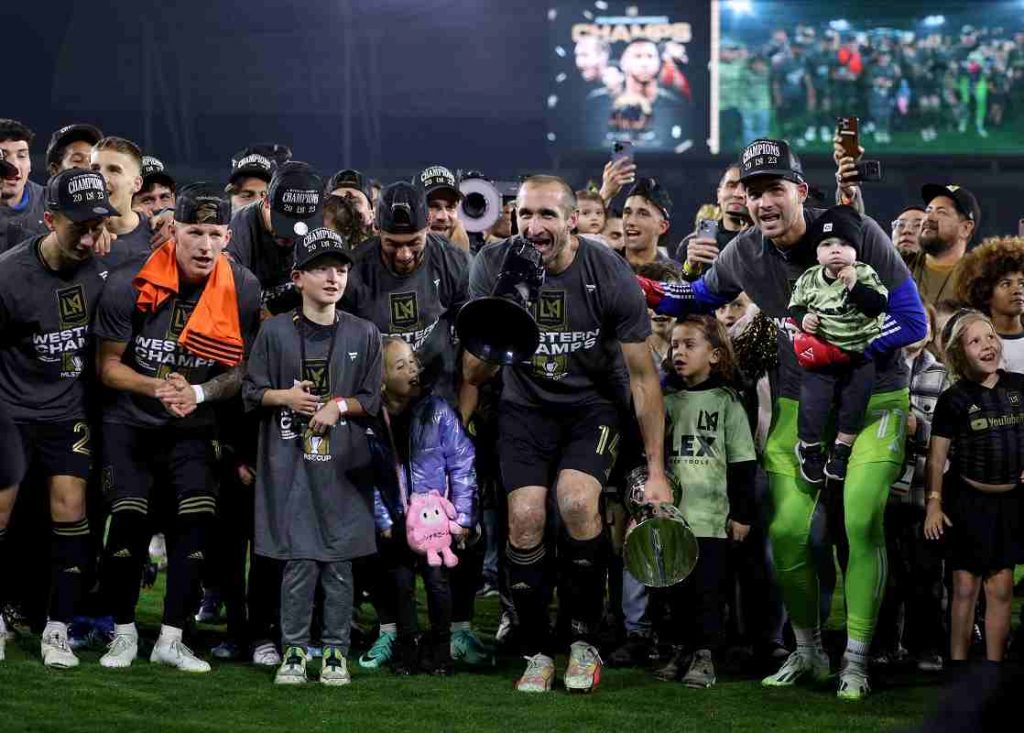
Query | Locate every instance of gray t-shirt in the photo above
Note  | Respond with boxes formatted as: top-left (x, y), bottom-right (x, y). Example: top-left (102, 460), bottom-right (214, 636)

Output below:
top-left (469, 236), bottom-right (650, 408)
top-left (341, 234), bottom-right (469, 402)
top-left (243, 311), bottom-right (383, 562)
top-left (0, 236), bottom-right (107, 422)
top-left (0, 180), bottom-right (47, 255)
top-left (93, 259), bottom-right (262, 429)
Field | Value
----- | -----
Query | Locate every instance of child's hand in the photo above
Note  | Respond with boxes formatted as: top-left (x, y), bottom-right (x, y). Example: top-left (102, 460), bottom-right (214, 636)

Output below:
top-left (801, 313), bottom-right (820, 333)
top-left (923, 503), bottom-right (951, 540)
top-left (309, 399), bottom-right (342, 434)
top-left (727, 519), bottom-right (750, 543)
top-left (837, 266), bottom-right (858, 289)
top-left (906, 411), bottom-right (919, 438)
top-left (284, 381), bottom-right (319, 416)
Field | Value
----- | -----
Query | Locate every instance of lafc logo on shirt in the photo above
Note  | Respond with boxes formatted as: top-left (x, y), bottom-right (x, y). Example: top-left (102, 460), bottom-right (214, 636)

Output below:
top-left (302, 358), bottom-right (330, 398)
top-left (390, 291), bottom-right (419, 329)
top-left (302, 429), bottom-right (331, 462)
top-left (57, 286), bottom-right (88, 327)
top-left (535, 291), bottom-right (566, 329)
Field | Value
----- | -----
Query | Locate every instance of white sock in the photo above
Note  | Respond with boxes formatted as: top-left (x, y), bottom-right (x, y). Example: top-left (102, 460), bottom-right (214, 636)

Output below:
top-left (843, 639), bottom-right (870, 671)
top-left (378, 623), bottom-right (397, 634)
top-left (158, 624), bottom-right (183, 643)
top-left (114, 622), bottom-right (137, 637)
top-left (43, 620), bottom-right (68, 638)
top-left (451, 621), bottom-right (472, 632)
top-left (793, 627), bottom-right (823, 654)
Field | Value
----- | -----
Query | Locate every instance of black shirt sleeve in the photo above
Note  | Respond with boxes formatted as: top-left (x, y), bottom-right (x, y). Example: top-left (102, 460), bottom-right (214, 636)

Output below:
top-left (789, 305), bottom-right (809, 326)
top-left (93, 271), bottom-right (136, 344)
top-left (847, 282), bottom-right (887, 317)
top-left (929, 388), bottom-right (959, 440)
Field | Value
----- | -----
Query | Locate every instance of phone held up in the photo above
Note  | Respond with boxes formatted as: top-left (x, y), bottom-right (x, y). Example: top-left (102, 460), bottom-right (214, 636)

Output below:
top-left (611, 140), bottom-right (634, 165)
top-left (837, 115), bottom-right (883, 184)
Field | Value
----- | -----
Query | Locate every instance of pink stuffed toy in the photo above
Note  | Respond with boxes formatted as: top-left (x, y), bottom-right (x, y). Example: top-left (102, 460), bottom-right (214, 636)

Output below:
top-left (406, 490), bottom-right (460, 568)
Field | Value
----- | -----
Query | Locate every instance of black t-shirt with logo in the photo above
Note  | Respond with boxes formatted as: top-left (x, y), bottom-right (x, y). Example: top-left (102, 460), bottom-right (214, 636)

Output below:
top-left (469, 235), bottom-right (650, 409)
top-left (93, 259), bottom-right (262, 429)
top-left (99, 214), bottom-right (153, 277)
top-left (341, 233), bottom-right (469, 402)
top-left (0, 236), bottom-right (107, 422)
top-left (226, 202), bottom-right (300, 315)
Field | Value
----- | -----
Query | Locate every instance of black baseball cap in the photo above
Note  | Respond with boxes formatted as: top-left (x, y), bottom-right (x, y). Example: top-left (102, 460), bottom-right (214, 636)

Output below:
top-left (228, 147), bottom-right (274, 185)
top-left (922, 184), bottom-right (981, 227)
top-left (327, 168), bottom-right (372, 202)
top-left (45, 123), bottom-right (103, 169)
top-left (174, 182), bottom-right (232, 225)
top-left (809, 205), bottom-right (863, 253)
top-left (293, 227), bottom-right (354, 270)
top-left (625, 177), bottom-right (672, 219)
top-left (417, 164), bottom-right (462, 201)
top-left (268, 161), bottom-right (324, 241)
top-left (45, 169), bottom-right (119, 221)
top-left (375, 181), bottom-right (429, 234)
top-left (738, 138), bottom-right (805, 185)
top-left (140, 156), bottom-right (176, 192)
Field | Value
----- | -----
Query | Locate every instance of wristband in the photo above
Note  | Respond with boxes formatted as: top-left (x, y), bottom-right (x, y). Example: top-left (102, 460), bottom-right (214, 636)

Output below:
top-left (926, 491), bottom-right (941, 503)
top-left (192, 385), bottom-right (206, 404)
top-left (334, 397), bottom-right (349, 415)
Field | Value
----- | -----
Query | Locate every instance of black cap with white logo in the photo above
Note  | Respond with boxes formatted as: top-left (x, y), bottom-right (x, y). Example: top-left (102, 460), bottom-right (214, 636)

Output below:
top-left (268, 161), bottom-right (324, 241)
top-left (293, 227), bottom-right (354, 270)
top-left (376, 181), bottom-right (429, 234)
top-left (46, 169), bottom-right (120, 222)
top-left (45, 123), bottom-right (103, 169)
top-left (921, 184), bottom-right (981, 228)
top-left (228, 148), bottom-right (274, 185)
top-left (140, 156), bottom-right (176, 192)
top-left (738, 138), bottom-right (805, 185)
top-left (174, 182), bottom-right (232, 225)
top-left (417, 164), bottom-right (462, 201)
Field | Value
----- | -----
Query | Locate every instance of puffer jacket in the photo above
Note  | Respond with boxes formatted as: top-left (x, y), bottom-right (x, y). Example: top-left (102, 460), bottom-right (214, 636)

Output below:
top-left (371, 394), bottom-right (477, 531)
top-left (890, 348), bottom-right (949, 507)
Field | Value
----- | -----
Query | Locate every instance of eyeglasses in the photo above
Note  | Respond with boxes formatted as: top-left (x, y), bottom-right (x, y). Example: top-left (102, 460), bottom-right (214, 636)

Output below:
top-left (891, 219), bottom-right (923, 232)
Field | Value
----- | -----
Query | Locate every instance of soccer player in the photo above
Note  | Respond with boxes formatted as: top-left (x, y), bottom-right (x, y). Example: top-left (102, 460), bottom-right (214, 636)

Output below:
top-left (93, 184), bottom-right (261, 672)
top-left (45, 123), bottom-right (103, 177)
top-left (0, 119), bottom-right (46, 254)
top-left (90, 137), bottom-right (156, 272)
top-left (0, 169), bottom-right (118, 667)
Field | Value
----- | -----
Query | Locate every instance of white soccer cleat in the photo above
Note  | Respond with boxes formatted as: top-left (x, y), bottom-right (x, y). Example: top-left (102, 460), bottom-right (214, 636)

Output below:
top-left (762, 648), bottom-right (831, 688)
top-left (563, 642), bottom-right (602, 693)
top-left (837, 663), bottom-right (871, 701)
top-left (100, 631), bottom-right (139, 669)
top-left (41, 627), bottom-right (80, 669)
top-left (150, 637), bottom-right (211, 673)
top-left (515, 653), bottom-right (555, 693)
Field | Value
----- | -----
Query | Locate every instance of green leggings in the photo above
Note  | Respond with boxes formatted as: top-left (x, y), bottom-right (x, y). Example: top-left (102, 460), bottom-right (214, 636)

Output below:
top-left (763, 391), bottom-right (908, 643)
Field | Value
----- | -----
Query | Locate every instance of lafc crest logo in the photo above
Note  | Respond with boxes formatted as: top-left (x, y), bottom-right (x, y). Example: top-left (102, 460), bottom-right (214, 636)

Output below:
top-left (390, 291), bottom-right (418, 329)
top-left (157, 301), bottom-right (195, 379)
top-left (302, 358), bottom-right (330, 397)
top-left (534, 291), bottom-right (566, 329)
top-left (57, 285), bottom-right (87, 376)
top-left (302, 428), bottom-right (331, 462)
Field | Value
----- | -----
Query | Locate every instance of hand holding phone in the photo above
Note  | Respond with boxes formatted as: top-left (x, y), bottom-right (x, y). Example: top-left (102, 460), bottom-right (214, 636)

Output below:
top-left (836, 116), bottom-right (860, 160)
top-left (611, 140), bottom-right (634, 165)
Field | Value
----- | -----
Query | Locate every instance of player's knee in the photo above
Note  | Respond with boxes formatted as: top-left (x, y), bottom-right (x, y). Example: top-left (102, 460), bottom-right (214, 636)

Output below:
top-left (50, 490), bottom-right (85, 523)
top-left (508, 503), bottom-right (545, 548)
top-left (844, 505), bottom-right (884, 548)
top-left (984, 573), bottom-right (1013, 606)
top-left (952, 575), bottom-right (980, 602)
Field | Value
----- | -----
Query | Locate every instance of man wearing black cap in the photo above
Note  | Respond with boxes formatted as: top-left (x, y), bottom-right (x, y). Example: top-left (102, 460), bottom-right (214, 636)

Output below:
top-left (227, 161), bottom-right (324, 317)
top-left (342, 181), bottom-right (469, 404)
top-left (621, 177), bottom-right (672, 269)
top-left (0, 119), bottom-right (47, 254)
top-left (133, 156), bottom-right (177, 250)
top-left (905, 184), bottom-right (980, 307)
top-left (46, 123), bottom-right (104, 177)
top-left (226, 148), bottom-right (274, 214)
top-left (90, 136), bottom-right (155, 273)
top-left (0, 169), bottom-right (117, 669)
top-left (326, 168), bottom-right (374, 230)
top-left (639, 139), bottom-right (927, 701)
top-left (418, 165), bottom-right (462, 241)
top-left (93, 183), bottom-right (261, 672)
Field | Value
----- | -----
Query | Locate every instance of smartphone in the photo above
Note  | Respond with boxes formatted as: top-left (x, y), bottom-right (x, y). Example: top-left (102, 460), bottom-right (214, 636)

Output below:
top-left (697, 218), bottom-right (719, 241)
top-left (611, 140), bottom-right (634, 165)
top-left (854, 160), bottom-right (883, 183)
top-left (836, 116), bottom-right (860, 159)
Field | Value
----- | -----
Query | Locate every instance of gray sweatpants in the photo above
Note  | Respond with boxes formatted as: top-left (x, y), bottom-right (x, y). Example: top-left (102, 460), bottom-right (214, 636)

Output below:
top-left (280, 559), bottom-right (353, 652)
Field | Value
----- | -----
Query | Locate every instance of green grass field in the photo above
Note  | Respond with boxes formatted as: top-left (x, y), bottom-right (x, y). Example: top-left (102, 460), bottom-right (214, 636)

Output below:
top-left (0, 578), bottom-right (950, 733)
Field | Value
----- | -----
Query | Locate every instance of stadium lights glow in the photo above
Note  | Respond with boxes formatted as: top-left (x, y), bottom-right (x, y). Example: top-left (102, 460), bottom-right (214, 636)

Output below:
top-left (829, 19), bottom-right (851, 32)
top-left (726, 0), bottom-right (754, 15)
top-left (923, 15), bottom-right (945, 27)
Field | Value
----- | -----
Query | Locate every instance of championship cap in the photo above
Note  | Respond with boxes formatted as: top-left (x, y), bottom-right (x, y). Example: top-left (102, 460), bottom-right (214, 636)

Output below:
top-left (228, 148), bottom-right (274, 185)
top-left (174, 182), bottom-right (232, 225)
top-left (738, 138), bottom-right (805, 185)
top-left (293, 227), bottom-right (354, 270)
top-left (375, 181), bottom-right (429, 234)
top-left (45, 169), bottom-right (119, 221)
top-left (417, 164), bottom-right (462, 201)
top-left (140, 156), bottom-right (176, 192)
top-left (268, 161), bottom-right (324, 241)
top-left (45, 123), bottom-right (104, 169)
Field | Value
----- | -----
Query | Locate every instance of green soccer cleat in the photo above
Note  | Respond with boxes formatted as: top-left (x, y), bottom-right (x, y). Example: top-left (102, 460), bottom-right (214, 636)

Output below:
top-left (450, 629), bottom-right (495, 666)
top-left (358, 630), bottom-right (396, 669)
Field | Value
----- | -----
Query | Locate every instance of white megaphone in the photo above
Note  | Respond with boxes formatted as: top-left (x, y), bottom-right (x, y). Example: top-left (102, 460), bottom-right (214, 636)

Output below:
top-left (458, 177), bottom-right (503, 233)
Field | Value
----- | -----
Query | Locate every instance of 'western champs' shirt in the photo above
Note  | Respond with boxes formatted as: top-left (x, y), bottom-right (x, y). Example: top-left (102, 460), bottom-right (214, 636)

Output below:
top-left (227, 202), bottom-right (300, 316)
top-left (93, 258), bottom-right (262, 429)
top-left (0, 236), bottom-right (107, 422)
top-left (469, 235), bottom-right (651, 408)
top-left (242, 311), bottom-right (382, 562)
top-left (931, 370), bottom-right (1024, 486)
top-left (665, 381), bottom-right (756, 538)
top-left (0, 180), bottom-right (47, 254)
top-left (342, 233), bottom-right (469, 402)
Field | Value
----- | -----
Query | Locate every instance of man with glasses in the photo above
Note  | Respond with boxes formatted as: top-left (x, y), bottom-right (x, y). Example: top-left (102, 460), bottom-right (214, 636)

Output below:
top-left (891, 206), bottom-right (926, 255)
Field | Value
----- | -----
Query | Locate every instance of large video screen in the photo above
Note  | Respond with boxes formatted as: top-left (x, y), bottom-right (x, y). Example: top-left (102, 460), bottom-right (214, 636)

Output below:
top-left (546, 1), bottom-right (712, 155)
top-left (717, 0), bottom-right (1024, 155)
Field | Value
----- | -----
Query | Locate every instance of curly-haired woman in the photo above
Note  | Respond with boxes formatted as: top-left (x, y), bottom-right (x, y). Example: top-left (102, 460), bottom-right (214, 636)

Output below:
top-left (955, 237), bottom-right (1024, 371)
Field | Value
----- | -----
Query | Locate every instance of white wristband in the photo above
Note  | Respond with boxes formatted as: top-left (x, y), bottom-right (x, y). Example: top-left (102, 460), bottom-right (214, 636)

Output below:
top-left (334, 397), bottom-right (348, 415)
top-left (192, 385), bottom-right (206, 404)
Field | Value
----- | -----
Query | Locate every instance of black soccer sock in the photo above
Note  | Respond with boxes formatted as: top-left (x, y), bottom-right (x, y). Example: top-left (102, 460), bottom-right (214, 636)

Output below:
top-left (163, 494), bottom-right (215, 629)
top-left (101, 499), bottom-right (151, 625)
top-left (505, 541), bottom-right (551, 656)
top-left (561, 532), bottom-right (608, 645)
top-left (50, 519), bottom-right (91, 623)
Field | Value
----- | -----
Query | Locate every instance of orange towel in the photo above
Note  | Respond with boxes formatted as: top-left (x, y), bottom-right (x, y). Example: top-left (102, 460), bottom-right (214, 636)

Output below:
top-left (133, 240), bottom-right (244, 367)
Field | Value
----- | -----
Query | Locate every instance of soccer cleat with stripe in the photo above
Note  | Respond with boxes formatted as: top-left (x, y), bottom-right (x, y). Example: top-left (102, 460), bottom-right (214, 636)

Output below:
top-left (837, 663), bottom-right (871, 701)
top-left (762, 649), bottom-right (831, 687)
top-left (41, 627), bottom-right (79, 669)
top-left (515, 653), bottom-right (555, 693)
top-left (275, 646), bottom-right (308, 685)
top-left (252, 642), bottom-right (282, 667)
top-left (563, 642), bottom-right (602, 693)
top-left (358, 630), bottom-right (396, 669)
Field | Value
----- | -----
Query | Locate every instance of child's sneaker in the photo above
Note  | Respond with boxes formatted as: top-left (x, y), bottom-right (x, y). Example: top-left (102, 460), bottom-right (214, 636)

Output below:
top-left (320, 647), bottom-right (351, 686)
top-left (358, 630), bottom-right (396, 669)
top-left (824, 442), bottom-right (853, 482)
top-left (795, 442), bottom-right (826, 485)
top-left (275, 646), bottom-right (308, 685)
top-left (682, 649), bottom-right (716, 688)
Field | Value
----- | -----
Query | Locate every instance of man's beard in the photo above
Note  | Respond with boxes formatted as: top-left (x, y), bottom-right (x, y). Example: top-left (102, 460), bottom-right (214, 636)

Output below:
top-left (920, 230), bottom-right (952, 256)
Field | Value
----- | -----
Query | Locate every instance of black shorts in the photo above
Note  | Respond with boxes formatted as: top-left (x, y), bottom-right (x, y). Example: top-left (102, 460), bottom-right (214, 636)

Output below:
top-left (947, 478), bottom-right (1023, 575)
top-left (15, 419), bottom-right (93, 481)
top-left (0, 405), bottom-right (25, 487)
top-left (101, 422), bottom-right (216, 505)
top-left (498, 401), bottom-right (620, 492)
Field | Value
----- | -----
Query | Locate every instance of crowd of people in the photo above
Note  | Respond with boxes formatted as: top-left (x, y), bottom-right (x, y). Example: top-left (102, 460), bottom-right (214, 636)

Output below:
top-left (0, 115), bottom-right (1021, 707)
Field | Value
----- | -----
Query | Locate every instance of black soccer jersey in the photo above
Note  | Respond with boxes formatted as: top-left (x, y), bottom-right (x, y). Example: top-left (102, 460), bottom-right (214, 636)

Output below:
top-left (932, 370), bottom-right (1024, 485)
top-left (227, 202), bottom-right (300, 316)
top-left (98, 215), bottom-right (153, 277)
top-left (0, 236), bottom-right (107, 422)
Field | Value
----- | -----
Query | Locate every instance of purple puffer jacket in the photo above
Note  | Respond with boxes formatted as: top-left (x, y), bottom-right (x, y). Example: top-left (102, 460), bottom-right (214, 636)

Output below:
top-left (372, 395), bottom-right (477, 531)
